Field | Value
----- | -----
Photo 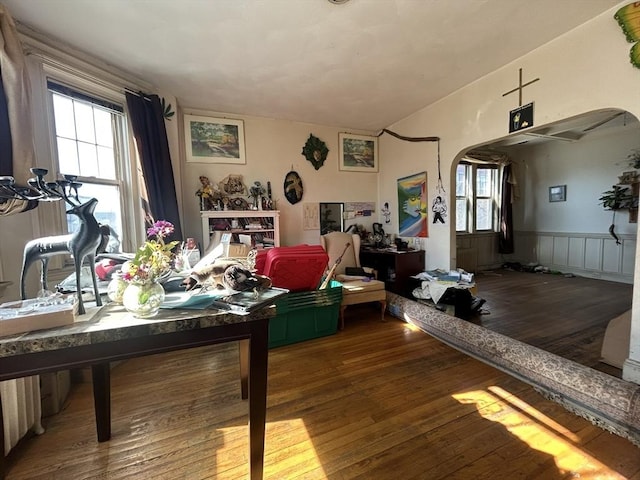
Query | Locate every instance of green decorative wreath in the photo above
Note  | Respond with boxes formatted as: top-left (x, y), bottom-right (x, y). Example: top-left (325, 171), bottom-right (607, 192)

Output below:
top-left (301, 134), bottom-right (329, 170)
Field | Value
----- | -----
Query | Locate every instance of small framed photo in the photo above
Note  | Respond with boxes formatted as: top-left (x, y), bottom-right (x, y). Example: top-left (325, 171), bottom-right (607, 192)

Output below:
top-left (339, 133), bottom-right (378, 172)
top-left (184, 114), bottom-right (246, 164)
top-left (549, 185), bottom-right (566, 202)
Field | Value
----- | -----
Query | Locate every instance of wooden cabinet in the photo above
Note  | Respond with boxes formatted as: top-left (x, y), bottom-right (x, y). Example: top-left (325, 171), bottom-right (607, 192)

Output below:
top-left (360, 249), bottom-right (425, 298)
top-left (201, 210), bottom-right (280, 250)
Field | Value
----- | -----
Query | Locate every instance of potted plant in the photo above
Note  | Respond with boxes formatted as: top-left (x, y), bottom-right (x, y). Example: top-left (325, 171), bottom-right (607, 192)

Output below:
top-left (599, 185), bottom-right (635, 245)
top-left (599, 185), bottom-right (634, 211)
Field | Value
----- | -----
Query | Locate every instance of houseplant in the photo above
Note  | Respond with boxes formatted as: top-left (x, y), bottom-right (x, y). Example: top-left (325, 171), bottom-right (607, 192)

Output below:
top-left (121, 220), bottom-right (178, 317)
top-left (599, 185), bottom-right (635, 245)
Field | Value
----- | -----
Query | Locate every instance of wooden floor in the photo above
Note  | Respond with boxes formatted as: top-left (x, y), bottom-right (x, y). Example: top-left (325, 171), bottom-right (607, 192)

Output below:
top-left (5, 304), bottom-right (640, 479)
top-left (472, 269), bottom-right (634, 376)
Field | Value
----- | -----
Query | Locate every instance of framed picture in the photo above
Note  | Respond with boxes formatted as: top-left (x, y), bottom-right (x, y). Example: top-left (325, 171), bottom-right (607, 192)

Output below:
top-left (184, 114), bottom-right (246, 164)
top-left (338, 133), bottom-right (378, 172)
top-left (398, 172), bottom-right (428, 237)
top-left (549, 185), bottom-right (566, 202)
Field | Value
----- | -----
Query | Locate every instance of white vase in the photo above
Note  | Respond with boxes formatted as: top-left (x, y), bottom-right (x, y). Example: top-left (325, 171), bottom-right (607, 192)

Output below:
top-left (122, 280), bottom-right (165, 318)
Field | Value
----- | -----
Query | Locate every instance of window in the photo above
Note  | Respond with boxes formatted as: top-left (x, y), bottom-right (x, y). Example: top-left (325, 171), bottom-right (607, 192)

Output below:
top-left (456, 161), bottom-right (499, 233)
top-left (48, 81), bottom-right (129, 252)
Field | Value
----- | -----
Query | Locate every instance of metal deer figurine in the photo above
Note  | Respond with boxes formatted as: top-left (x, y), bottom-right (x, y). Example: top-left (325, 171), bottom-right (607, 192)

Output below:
top-left (20, 197), bottom-right (103, 315)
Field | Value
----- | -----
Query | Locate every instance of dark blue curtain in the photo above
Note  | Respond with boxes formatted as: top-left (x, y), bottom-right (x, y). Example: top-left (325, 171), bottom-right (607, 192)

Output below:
top-left (498, 163), bottom-right (514, 254)
top-left (125, 92), bottom-right (182, 241)
top-left (0, 71), bottom-right (12, 176)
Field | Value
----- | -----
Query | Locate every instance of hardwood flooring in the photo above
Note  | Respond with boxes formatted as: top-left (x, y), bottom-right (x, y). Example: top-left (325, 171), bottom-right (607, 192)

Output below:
top-left (5, 305), bottom-right (639, 479)
top-left (471, 269), bottom-right (634, 376)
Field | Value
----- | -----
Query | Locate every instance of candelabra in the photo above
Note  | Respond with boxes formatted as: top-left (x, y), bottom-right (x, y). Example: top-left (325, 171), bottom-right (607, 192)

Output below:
top-left (0, 168), bottom-right (82, 203)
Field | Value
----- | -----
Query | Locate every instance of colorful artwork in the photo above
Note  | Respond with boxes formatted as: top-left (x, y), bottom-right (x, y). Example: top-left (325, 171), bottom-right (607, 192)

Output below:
top-left (397, 172), bottom-right (428, 237)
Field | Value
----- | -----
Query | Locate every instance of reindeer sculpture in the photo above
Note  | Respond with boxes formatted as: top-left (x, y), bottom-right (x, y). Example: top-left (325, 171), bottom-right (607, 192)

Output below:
top-left (18, 170), bottom-right (104, 315)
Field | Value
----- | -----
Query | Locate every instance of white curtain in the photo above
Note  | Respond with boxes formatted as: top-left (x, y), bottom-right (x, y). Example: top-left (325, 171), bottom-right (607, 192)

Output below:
top-left (2, 377), bottom-right (44, 455)
top-left (0, 4), bottom-right (36, 215)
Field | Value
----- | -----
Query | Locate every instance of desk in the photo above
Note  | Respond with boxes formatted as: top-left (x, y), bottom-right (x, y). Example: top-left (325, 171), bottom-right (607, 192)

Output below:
top-left (0, 303), bottom-right (276, 480)
top-left (360, 249), bottom-right (425, 298)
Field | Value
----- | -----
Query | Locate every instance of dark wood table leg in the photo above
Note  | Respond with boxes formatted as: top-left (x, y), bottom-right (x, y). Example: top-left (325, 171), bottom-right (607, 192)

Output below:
top-left (0, 395), bottom-right (5, 480)
top-left (239, 339), bottom-right (249, 400)
top-left (248, 319), bottom-right (269, 480)
top-left (91, 363), bottom-right (111, 442)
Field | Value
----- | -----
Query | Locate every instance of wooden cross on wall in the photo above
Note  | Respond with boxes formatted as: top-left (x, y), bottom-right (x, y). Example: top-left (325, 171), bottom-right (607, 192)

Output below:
top-left (502, 68), bottom-right (540, 106)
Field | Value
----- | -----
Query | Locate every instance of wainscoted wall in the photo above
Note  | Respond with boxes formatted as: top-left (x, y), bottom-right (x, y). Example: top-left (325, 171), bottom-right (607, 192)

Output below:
top-left (456, 231), bottom-right (636, 284)
top-left (455, 233), bottom-right (502, 273)
top-left (513, 231), bottom-right (636, 284)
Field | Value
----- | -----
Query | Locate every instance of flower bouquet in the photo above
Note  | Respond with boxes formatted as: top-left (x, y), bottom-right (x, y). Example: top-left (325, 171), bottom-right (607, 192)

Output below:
top-left (121, 220), bottom-right (178, 317)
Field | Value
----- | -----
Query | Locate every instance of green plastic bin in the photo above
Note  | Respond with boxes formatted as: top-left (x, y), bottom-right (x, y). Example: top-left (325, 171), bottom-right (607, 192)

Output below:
top-left (268, 280), bottom-right (342, 348)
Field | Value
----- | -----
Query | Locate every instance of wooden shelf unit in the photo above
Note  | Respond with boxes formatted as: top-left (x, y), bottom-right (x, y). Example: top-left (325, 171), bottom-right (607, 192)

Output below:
top-left (201, 210), bottom-right (280, 250)
top-left (360, 248), bottom-right (425, 298)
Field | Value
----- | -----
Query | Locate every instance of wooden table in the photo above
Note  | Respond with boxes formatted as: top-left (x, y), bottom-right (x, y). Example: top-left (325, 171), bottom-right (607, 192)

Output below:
top-left (0, 302), bottom-right (276, 480)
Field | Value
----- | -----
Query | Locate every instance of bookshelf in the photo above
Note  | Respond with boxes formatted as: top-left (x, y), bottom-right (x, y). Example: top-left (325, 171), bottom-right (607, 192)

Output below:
top-left (201, 210), bottom-right (280, 250)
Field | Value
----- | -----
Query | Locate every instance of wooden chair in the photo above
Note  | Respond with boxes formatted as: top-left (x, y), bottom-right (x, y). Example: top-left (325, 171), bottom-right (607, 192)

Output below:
top-left (320, 231), bottom-right (386, 329)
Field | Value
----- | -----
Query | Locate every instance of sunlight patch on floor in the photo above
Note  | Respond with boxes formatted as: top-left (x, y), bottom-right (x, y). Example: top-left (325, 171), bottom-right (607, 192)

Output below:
top-left (452, 387), bottom-right (625, 479)
top-left (262, 418), bottom-right (325, 478)
top-left (403, 319), bottom-right (422, 332)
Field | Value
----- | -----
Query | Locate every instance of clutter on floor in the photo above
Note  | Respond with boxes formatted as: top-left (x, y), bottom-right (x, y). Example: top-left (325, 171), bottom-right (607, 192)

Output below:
top-left (501, 261), bottom-right (575, 277)
top-left (411, 268), bottom-right (486, 320)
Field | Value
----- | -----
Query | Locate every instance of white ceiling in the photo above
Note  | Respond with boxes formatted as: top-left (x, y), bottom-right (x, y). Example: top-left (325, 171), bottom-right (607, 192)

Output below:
top-left (2, 0), bottom-right (622, 132)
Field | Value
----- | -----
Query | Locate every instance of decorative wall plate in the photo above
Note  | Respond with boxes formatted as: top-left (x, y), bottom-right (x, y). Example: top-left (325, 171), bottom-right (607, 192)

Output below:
top-left (301, 134), bottom-right (329, 170)
top-left (284, 170), bottom-right (303, 204)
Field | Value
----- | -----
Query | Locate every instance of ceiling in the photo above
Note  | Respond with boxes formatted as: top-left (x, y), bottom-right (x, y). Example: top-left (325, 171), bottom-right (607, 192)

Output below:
top-left (483, 108), bottom-right (640, 152)
top-left (2, 0), bottom-right (622, 132)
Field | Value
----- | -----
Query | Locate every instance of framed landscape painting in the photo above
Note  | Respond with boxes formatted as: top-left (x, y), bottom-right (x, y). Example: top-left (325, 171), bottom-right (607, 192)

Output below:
top-left (184, 114), bottom-right (246, 164)
top-left (338, 133), bottom-right (378, 172)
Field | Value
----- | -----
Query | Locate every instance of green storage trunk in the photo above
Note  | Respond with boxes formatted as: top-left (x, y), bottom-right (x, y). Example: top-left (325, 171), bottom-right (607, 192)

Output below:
top-left (268, 281), bottom-right (342, 348)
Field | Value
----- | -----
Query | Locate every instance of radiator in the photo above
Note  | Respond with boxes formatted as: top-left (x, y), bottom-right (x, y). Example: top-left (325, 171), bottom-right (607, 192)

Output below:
top-left (1, 376), bottom-right (45, 455)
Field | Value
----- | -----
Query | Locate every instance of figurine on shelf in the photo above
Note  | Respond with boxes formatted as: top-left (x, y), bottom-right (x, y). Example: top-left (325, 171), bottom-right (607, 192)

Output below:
top-left (249, 181), bottom-right (266, 210)
top-left (196, 175), bottom-right (220, 211)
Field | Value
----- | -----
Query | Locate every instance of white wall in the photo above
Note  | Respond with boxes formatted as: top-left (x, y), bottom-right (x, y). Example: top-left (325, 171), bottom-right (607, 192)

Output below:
top-left (512, 124), bottom-right (640, 235)
top-left (179, 109), bottom-right (379, 249)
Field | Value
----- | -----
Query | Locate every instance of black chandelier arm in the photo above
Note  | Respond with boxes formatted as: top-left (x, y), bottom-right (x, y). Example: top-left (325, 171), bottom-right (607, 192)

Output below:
top-left (0, 169), bottom-right (84, 204)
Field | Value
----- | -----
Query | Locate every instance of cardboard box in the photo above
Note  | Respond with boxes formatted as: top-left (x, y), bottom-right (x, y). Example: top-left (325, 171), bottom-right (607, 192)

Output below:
top-left (227, 242), bottom-right (250, 257)
top-left (0, 295), bottom-right (77, 337)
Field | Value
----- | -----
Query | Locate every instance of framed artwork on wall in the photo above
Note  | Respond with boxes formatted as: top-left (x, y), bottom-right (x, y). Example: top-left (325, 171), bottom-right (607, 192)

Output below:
top-left (397, 171), bottom-right (428, 237)
top-left (338, 133), bottom-right (378, 172)
top-left (184, 114), bottom-right (246, 164)
top-left (549, 185), bottom-right (566, 202)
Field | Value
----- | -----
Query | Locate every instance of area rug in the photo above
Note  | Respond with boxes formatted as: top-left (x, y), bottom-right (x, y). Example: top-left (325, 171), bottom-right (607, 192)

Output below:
top-left (386, 292), bottom-right (640, 446)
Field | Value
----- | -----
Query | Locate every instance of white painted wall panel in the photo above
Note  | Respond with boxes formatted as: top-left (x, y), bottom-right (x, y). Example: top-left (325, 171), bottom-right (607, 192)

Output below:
top-left (602, 239), bottom-right (621, 273)
top-left (585, 238), bottom-right (602, 271)
top-left (538, 236), bottom-right (554, 265)
top-left (552, 236), bottom-right (569, 266)
top-left (623, 240), bottom-right (637, 276)
top-left (568, 237), bottom-right (585, 268)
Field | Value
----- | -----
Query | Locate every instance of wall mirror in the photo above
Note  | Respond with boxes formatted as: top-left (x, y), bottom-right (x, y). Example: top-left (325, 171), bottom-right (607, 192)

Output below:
top-left (320, 202), bottom-right (344, 234)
